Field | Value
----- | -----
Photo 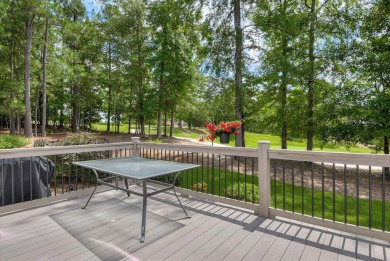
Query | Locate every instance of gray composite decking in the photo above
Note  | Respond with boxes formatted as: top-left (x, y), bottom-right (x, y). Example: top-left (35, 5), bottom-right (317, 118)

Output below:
top-left (0, 186), bottom-right (389, 261)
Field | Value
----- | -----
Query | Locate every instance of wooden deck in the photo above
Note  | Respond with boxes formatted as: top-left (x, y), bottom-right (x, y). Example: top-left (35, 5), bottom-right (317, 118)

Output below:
top-left (1, 187), bottom-right (389, 261)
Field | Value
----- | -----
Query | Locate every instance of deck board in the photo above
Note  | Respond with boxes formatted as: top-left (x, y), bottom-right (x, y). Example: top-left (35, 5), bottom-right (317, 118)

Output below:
top-left (0, 187), bottom-right (389, 261)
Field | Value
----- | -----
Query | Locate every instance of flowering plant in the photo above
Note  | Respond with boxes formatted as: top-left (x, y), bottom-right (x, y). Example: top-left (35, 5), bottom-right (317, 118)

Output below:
top-left (204, 121), bottom-right (241, 141)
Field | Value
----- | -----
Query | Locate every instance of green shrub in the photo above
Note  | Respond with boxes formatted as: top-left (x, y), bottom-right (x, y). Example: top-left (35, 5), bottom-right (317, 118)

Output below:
top-left (56, 132), bottom-right (103, 146)
top-left (192, 182), bottom-right (208, 193)
top-left (0, 135), bottom-right (30, 149)
top-left (226, 182), bottom-right (259, 202)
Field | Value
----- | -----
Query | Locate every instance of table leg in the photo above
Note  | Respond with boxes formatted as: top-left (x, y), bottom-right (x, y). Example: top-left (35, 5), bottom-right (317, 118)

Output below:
top-left (82, 169), bottom-right (99, 209)
top-left (140, 180), bottom-right (147, 243)
top-left (125, 178), bottom-right (130, 197)
top-left (173, 172), bottom-right (190, 218)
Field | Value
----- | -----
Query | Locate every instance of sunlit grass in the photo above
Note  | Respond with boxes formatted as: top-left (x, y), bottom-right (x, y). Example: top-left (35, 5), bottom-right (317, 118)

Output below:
top-left (91, 122), bottom-right (377, 154)
top-left (179, 166), bottom-right (389, 231)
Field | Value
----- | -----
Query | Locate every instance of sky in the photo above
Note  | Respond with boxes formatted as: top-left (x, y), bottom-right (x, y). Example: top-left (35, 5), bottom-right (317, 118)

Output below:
top-left (83, 0), bottom-right (101, 17)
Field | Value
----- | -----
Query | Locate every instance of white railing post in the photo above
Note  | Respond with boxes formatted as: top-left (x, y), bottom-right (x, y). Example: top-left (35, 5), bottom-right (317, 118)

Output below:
top-left (131, 137), bottom-right (140, 157)
top-left (258, 141), bottom-right (270, 218)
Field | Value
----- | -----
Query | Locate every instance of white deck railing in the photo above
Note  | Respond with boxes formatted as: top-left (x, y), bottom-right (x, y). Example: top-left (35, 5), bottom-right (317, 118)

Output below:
top-left (0, 137), bottom-right (388, 241)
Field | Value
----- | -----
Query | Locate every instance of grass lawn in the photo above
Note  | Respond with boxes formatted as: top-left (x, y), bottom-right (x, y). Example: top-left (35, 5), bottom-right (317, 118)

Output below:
top-left (0, 135), bottom-right (30, 149)
top-left (177, 166), bottom-right (389, 231)
top-left (91, 122), bottom-right (377, 154)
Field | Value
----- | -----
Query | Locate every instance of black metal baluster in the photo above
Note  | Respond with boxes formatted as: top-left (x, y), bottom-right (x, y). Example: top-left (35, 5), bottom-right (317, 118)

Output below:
top-left (382, 167), bottom-right (386, 231)
top-left (30, 157), bottom-right (32, 200)
top-left (231, 156), bottom-right (234, 196)
top-left (356, 165), bottom-right (359, 226)
top-left (68, 155), bottom-right (71, 194)
top-left (225, 155), bottom-right (227, 197)
top-left (187, 152), bottom-right (189, 189)
top-left (219, 154), bottom-right (221, 196)
top-left (11, 158), bottom-right (14, 204)
top-left (321, 162), bottom-right (324, 219)
top-left (20, 159), bottom-right (23, 202)
top-left (237, 158), bottom-right (240, 200)
top-left (46, 157), bottom-right (49, 195)
top-left (311, 162), bottom-right (314, 217)
top-left (61, 155), bottom-right (64, 194)
top-left (196, 153), bottom-right (199, 191)
top-left (201, 153), bottom-right (204, 192)
top-left (244, 157), bottom-right (247, 202)
top-left (252, 158), bottom-right (255, 204)
top-left (301, 161), bottom-right (304, 215)
top-left (274, 160), bottom-right (277, 209)
top-left (332, 163), bottom-right (336, 221)
top-left (292, 161), bottom-right (295, 213)
top-left (211, 154), bottom-right (214, 195)
top-left (54, 156), bottom-right (57, 196)
top-left (81, 154), bottom-right (84, 190)
top-left (343, 164), bottom-right (347, 224)
top-left (75, 154), bottom-right (78, 191)
top-left (369, 166), bottom-right (372, 229)
top-left (191, 153), bottom-right (194, 190)
top-left (38, 157), bottom-right (42, 198)
top-left (1, 159), bottom-right (4, 206)
top-left (282, 160), bottom-right (285, 210)
top-left (207, 154), bottom-right (210, 193)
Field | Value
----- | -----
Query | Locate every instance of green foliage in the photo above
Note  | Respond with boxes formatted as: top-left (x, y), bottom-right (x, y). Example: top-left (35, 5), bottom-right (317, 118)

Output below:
top-left (56, 132), bottom-right (102, 146)
top-left (226, 182), bottom-right (259, 203)
top-left (0, 135), bottom-right (30, 149)
top-left (192, 182), bottom-right (208, 193)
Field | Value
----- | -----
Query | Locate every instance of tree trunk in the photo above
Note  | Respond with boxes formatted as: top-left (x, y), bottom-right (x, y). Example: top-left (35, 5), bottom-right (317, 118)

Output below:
top-left (178, 113), bottom-right (182, 129)
top-left (117, 114), bottom-right (120, 133)
top-left (71, 13), bottom-right (79, 133)
top-left (128, 115), bottom-right (131, 134)
top-left (157, 111), bottom-right (162, 139)
top-left (72, 83), bottom-right (80, 133)
top-left (157, 61), bottom-right (164, 139)
top-left (107, 41), bottom-right (112, 132)
top-left (34, 83), bottom-right (40, 137)
top-left (24, 12), bottom-right (34, 138)
top-left (306, 0), bottom-right (316, 151)
top-left (17, 111), bottom-right (21, 134)
top-left (169, 110), bottom-right (174, 137)
top-left (136, 23), bottom-right (145, 135)
top-left (164, 108), bottom-right (167, 137)
top-left (9, 0), bottom-right (16, 136)
top-left (42, 17), bottom-right (49, 137)
top-left (59, 110), bottom-right (64, 127)
top-left (280, 1), bottom-right (288, 150)
top-left (281, 72), bottom-right (287, 149)
top-left (234, 0), bottom-right (244, 148)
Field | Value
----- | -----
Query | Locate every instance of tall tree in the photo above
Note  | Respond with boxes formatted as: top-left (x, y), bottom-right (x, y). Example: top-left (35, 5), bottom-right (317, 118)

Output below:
top-left (305, 0), bottom-right (316, 150)
top-left (23, 1), bottom-right (36, 138)
top-left (41, 17), bottom-right (49, 137)
top-left (253, 0), bottom-right (302, 149)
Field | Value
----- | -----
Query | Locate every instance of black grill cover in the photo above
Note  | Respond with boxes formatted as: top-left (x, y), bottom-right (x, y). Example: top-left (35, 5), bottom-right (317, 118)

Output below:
top-left (0, 157), bottom-right (56, 206)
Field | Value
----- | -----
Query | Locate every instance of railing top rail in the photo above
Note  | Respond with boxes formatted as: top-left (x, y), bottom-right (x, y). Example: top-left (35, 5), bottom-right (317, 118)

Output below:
top-left (136, 142), bottom-right (258, 157)
top-left (269, 149), bottom-right (390, 167)
top-left (0, 142), bottom-right (134, 159)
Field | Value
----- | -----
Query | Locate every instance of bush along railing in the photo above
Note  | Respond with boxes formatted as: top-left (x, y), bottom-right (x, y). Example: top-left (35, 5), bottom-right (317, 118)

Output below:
top-left (0, 143), bottom-right (134, 211)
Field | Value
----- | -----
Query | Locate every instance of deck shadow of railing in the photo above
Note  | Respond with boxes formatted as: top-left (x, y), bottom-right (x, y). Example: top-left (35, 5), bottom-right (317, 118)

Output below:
top-left (146, 188), bottom-right (388, 261)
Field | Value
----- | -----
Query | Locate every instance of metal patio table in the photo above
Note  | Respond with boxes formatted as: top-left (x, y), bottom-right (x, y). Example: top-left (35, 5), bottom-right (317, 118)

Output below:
top-left (73, 157), bottom-right (200, 242)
